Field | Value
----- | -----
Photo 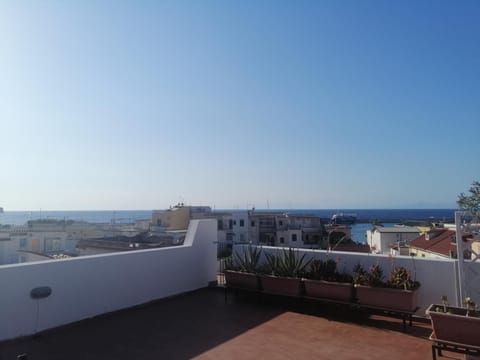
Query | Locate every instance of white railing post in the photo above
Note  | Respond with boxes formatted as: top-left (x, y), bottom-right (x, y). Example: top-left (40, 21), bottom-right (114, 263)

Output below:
top-left (455, 211), bottom-right (465, 306)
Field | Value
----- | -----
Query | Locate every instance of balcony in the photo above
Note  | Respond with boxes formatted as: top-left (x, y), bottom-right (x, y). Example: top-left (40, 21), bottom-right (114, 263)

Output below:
top-left (1, 287), bottom-right (444, 360)
top-left (0, 220), bottom-right (476, 359)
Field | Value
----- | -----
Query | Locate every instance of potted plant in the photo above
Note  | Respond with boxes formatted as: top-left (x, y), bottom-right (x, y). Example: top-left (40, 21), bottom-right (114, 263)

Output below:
top-left (224, 245), bottom-right (262, 291)
top-left (354, 263), bottom-right (420, 311)
top-left (303, 258), bottom-right (354, 302)
top-left (259, 248), bottom-right (311, 297)
top-left (426, 296), bottom-right (480, 346)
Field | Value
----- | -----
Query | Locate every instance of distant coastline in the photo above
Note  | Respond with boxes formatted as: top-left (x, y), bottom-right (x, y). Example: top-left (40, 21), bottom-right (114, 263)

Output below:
top-left (229, 208), bottom-right (457, 224)
top-left (0, 208), bottom-right (457, 226)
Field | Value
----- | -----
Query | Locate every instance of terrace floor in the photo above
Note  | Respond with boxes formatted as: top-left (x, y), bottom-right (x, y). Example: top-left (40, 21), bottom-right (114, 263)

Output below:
top-left (0, 287), bottom-right (463, 360)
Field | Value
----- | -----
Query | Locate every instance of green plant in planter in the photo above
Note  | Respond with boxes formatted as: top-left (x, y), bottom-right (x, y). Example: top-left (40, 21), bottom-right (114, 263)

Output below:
top-left (354, 263), bottom-right (420, 290)
top-left (265, 248), bottom-right (311, 278)
top-left (441, 295), bottom-right (449, 313)
top-left (226, 245), bottom-right (262, 273)
top-left (368, 264), bottom-right (384, 287)
top-left (307, 258), bottom-right (352, 283)
top-left (427, 295), bottom-right (480, 346)
top-left (353, 263), bottom-right (384, 287)
top-left (465, 296), bottom-right (477, 317)
top-left (224, 256), bottom-right (236, 271)
top-left (388, 266), bottom-right (420, 290)
top-left (352, 263), bottom-right (368, 285)
top-left (224, 246), bottom-right (263, 291)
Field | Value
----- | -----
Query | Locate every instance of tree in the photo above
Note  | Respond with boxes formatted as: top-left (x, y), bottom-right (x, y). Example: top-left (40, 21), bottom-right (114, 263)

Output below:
top-left (457, 181), bottom-right (480, 216)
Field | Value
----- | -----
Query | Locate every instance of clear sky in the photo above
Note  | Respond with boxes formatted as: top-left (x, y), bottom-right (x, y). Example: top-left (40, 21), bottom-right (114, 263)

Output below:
top-left (1, 1), bottom-right (479, 211)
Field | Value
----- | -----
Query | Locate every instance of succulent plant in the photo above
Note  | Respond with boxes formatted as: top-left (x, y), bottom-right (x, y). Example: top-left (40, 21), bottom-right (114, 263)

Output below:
top-left (225, 245), bottom-right (262, 273)
top-left (265, 248), bottom-right (311, 278)
top-left (388, 266), bottom-right (420, 290)
top-left (307, 258), bottom-right (352, 283)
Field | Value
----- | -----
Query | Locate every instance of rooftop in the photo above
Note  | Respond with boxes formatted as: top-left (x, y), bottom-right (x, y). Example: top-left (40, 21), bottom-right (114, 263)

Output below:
top-left (0, 288), bottom-right (454, 360)
top-left (409, 229), bottom-right (474, 257)
top-left (373, 226), bottom-right (420, 233)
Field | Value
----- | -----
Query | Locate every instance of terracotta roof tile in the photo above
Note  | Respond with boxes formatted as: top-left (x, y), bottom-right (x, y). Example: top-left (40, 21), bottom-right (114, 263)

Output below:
top-left (409, 229), bottom-right (470, 257)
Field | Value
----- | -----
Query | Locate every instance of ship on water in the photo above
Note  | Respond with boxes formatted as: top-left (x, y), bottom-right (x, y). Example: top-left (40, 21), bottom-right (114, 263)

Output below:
top-left (331, 212), bottom-right (357, 225)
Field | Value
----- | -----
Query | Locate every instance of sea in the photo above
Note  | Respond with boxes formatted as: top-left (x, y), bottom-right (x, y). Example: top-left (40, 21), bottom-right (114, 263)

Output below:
top-left (0, 208), bottom-right (456, 244)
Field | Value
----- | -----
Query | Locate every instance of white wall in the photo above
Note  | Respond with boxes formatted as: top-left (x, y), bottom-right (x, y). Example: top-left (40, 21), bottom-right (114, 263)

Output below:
top-left (367, 229), bottom-right (419, 254)
top-left (0, 219), bottom-right (217, 341)
top-left (233, 245), bottom-right (469, 314)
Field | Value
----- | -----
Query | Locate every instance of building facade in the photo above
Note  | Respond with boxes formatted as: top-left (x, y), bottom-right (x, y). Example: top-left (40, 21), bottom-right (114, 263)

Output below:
top-left (367, 225), bottom-right (421, 255)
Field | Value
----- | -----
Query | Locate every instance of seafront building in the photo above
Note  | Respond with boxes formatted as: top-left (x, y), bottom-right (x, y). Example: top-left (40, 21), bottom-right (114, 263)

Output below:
top-left (366, 223), bottom-right (480, 259)
top-left (0, 204), bottom-right (371, 265)
top-left (408, 227), bottom-right (476, 259)
top-left (0, 219), bottom-right (150, 264)
top-left (0, 220), bottom-right (100, 264)
top-left (76, 232), bottom-right (186, 255)
top-left (151, 204), bottom-right (212, 230)
top-left (215, 210), bottom-right (328, 248)
top-left (366, 225), bottom-right (421, 255)
top-left (153, 204), bottom-right (353, 249)
top-left (152, 204), bottom-right (329, 247)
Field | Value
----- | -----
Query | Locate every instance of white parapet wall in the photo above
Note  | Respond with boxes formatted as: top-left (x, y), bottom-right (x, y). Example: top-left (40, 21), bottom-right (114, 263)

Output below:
top-left (233, 245), bottom-right (470, 313)
top-left (0, 219), bottom-right (217, 342)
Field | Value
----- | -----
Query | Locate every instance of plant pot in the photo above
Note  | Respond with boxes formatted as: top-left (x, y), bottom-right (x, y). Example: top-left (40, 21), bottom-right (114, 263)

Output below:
top-left (426, 304), bottom-right (480, 346)
top-left (260, 275), bottom-right (303, 297)
top-left (224, 270), bottom-right (260, 291)
top-left (355, 285), bottom-right (418, 311)
top-left (303, 279), bottom-right (354, 302)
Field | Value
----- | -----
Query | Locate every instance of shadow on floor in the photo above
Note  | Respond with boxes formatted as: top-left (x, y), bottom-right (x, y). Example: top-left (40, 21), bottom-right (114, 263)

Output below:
top-left (1, 288), bottom-right (285, 360)
top-left (1, 287), bottom-right (436, 360)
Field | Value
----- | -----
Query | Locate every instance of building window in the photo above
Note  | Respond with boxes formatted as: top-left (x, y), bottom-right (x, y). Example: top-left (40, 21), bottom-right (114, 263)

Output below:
top-left (251, 221), bottom-right (255, 227)
top-left (19, 238), bottom-right (27, 249)
top-left (239, 234), bottom-right (245, 242)
top-left (292, 234), bottom-right (297, 242)
top-left (45, 238), bottom-right (62, 251)
top-left (240, 219), bottom-right (245, 227)
top-left (280, 237), bottom-right (284, 244)
top-left (279, 220), bottom-right (283, 226)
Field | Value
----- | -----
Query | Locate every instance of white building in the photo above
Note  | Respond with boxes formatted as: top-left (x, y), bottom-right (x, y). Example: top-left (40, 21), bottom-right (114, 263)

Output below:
top-left (0, 221), bottom-right (106, 265)
top-left (214, 211), bottom-right (326, 248)
top-left (215, 211), bottom-right (250, 243)
top-left (367, 225), bottom-right (420, 255)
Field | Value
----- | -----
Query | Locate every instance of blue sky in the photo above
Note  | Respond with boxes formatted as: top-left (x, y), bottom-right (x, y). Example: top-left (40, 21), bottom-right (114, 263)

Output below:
top-left (1, 1), bottom-right (479, 210)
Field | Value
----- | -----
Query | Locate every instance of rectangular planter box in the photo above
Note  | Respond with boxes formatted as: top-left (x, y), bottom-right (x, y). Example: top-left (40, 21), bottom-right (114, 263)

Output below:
top-left (303, 279), bottom-right (353, 302)
top-left (355, 285), bottom-right (418, 312)
top-left (260, 275), bottom-right (302, 297)
top-left (426, 304), bottom-right (480, 347)
top-left (224, 270), bottom-right (260, 291)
